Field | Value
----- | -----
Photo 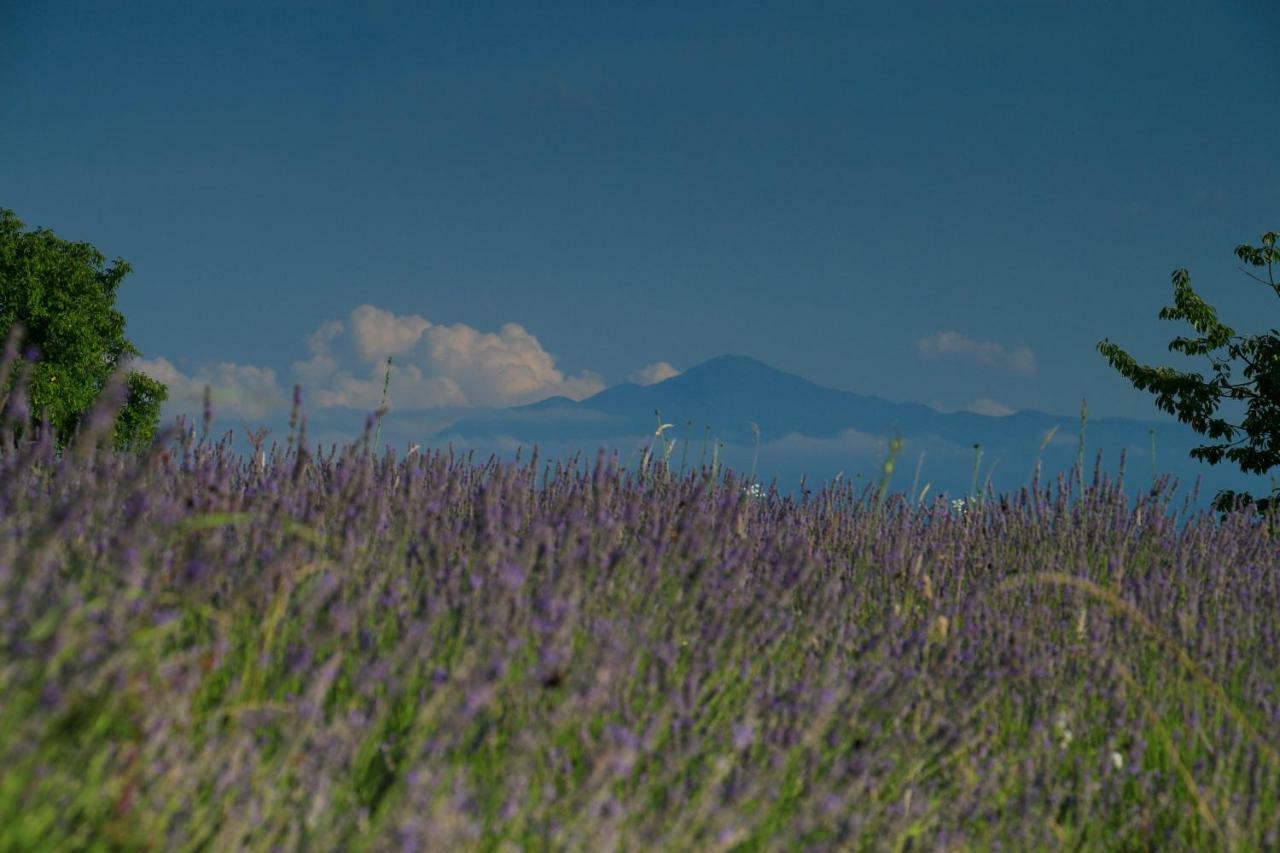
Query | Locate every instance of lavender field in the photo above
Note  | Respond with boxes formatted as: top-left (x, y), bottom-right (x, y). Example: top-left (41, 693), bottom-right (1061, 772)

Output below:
top-left (4, 344), bottom-right (1280, 850)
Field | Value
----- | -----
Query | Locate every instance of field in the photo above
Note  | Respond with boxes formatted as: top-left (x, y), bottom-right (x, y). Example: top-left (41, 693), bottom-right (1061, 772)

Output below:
top-left (3, 356), bottom-right (1280, 850)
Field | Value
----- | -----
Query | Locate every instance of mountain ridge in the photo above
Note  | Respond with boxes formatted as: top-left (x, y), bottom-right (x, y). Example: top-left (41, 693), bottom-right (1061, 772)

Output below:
top-left (424, 353), bottom-right (1274, 512)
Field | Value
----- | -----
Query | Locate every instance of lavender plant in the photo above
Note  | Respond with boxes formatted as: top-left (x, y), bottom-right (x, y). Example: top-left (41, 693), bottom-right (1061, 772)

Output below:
top-left (2, 325), bottom-right (1280, 851)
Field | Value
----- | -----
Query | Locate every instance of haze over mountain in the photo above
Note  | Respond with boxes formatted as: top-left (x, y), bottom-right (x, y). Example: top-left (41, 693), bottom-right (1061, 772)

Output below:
top-left (427, 354), bottom-right (1280, 521)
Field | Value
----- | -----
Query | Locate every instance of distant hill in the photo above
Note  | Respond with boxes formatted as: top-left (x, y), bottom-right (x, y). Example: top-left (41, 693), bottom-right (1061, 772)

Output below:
top-left (431, 353), bottom-right (1185, 456)
top-left (427, 353), bottom-right (1279, 517)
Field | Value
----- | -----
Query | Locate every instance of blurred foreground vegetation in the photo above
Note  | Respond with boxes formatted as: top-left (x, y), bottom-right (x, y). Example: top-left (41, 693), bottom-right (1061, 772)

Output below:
top-left (3, 349), bottom-right (1280, 851)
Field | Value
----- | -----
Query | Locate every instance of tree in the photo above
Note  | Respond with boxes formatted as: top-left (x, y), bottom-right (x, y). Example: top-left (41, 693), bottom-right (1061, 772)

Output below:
top-left (1097, 230), bottom-right (1280, 521)
top-left (0, 208), bottom-right (168, 455)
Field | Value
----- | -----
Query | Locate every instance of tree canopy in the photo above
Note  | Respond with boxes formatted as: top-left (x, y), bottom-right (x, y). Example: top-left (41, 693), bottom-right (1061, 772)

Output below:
top-left (1097, 231), bottom-right (1280, 521)
top-left (0, 208), bottom-right (168, 455)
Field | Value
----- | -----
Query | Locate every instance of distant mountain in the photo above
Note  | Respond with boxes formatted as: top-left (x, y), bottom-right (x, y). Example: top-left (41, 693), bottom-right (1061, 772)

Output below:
top-left (433, 353), bottom-right (1146, 451)
top-left (427, 354), bottom-right (1279, 516)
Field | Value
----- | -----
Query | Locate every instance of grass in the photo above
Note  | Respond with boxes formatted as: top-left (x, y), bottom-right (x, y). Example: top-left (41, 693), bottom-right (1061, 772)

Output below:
top-left (3, 349), bottom-right (1280, 850)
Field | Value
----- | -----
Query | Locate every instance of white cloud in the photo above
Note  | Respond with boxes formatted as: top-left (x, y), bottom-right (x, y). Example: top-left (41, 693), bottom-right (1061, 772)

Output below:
top-left (916, 330), bottom-right (1037, 375)
top-left (926, 397), bottom-right (1016, 417)
top-left (349, 305), bottom-right (430, 362)
top-left (292, 305), bottom-right (608, 410)
top-left (419, 319), bottom-right (603, 404)
top-left (123, 355), bottom-right (288, 421)
top-left (128, 304), bottom-right (606, 428)
top-left (628, 361), bottom-right (682, 386)
top-left (304, 320), bottom-right (344, 357)
top-left (963, 397), bottom-right (1016, 417)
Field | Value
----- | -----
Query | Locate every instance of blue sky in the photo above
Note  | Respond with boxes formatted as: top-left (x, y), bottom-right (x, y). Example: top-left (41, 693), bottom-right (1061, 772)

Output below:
top-left (3, 0), bottom-right (1279, 488)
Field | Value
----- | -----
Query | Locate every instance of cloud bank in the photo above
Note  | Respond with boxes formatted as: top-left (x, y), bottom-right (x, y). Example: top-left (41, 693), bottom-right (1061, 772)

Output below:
top-left (116, 313), bottom-right (1041, 481)
top-left (123, 304), bottom-right (610, 424)
top-left (916, 330), bottom-right (1037, 375)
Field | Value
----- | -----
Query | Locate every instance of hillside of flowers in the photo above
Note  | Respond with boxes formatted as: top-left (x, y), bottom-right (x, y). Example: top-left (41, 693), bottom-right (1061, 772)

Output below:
top-left (3, 348), bottom-right (1280, 850)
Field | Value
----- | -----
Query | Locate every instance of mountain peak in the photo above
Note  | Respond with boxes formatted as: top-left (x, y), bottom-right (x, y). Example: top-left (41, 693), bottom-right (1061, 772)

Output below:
top-left (695, 353), bottom-right (767, 369)
top-left (680, 354), bottom-right (800, 383)
top-left (659, 355), bottom-right (828, 400)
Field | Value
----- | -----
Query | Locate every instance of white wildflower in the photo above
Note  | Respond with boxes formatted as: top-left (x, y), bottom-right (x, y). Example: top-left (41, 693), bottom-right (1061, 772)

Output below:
top-left (1054, 710), bottom-right (1073, 749)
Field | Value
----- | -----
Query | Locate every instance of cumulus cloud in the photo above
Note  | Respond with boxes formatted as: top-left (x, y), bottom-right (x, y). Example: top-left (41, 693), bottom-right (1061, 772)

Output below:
top-left (127, 304), bottom-right (607, 431)
top-left (422, 319), bottom-right (604, 403)
top-left (916, 330), bottom-right (1037, 375)
top-left (123, 355), bottom-right (288, 421)
top-left (290, 304), bottom-right (606, 409)
top-left (628, 361), bottom-right (681, 386)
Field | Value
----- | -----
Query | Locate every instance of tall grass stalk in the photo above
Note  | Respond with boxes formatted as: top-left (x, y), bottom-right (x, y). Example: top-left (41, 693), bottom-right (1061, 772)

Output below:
top-left (1078, 396), bottom-right (1089, 507)
top-left (679, 419), bottom-right (693, 475)
top-left (372, 355), bottom-right (392, 459)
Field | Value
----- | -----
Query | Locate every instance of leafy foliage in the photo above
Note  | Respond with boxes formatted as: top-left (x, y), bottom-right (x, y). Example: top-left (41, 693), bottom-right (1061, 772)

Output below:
top-left (1097, 231), bottom-right (1280, 520)
top-left (0, 208), bottom-right (167, 455)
